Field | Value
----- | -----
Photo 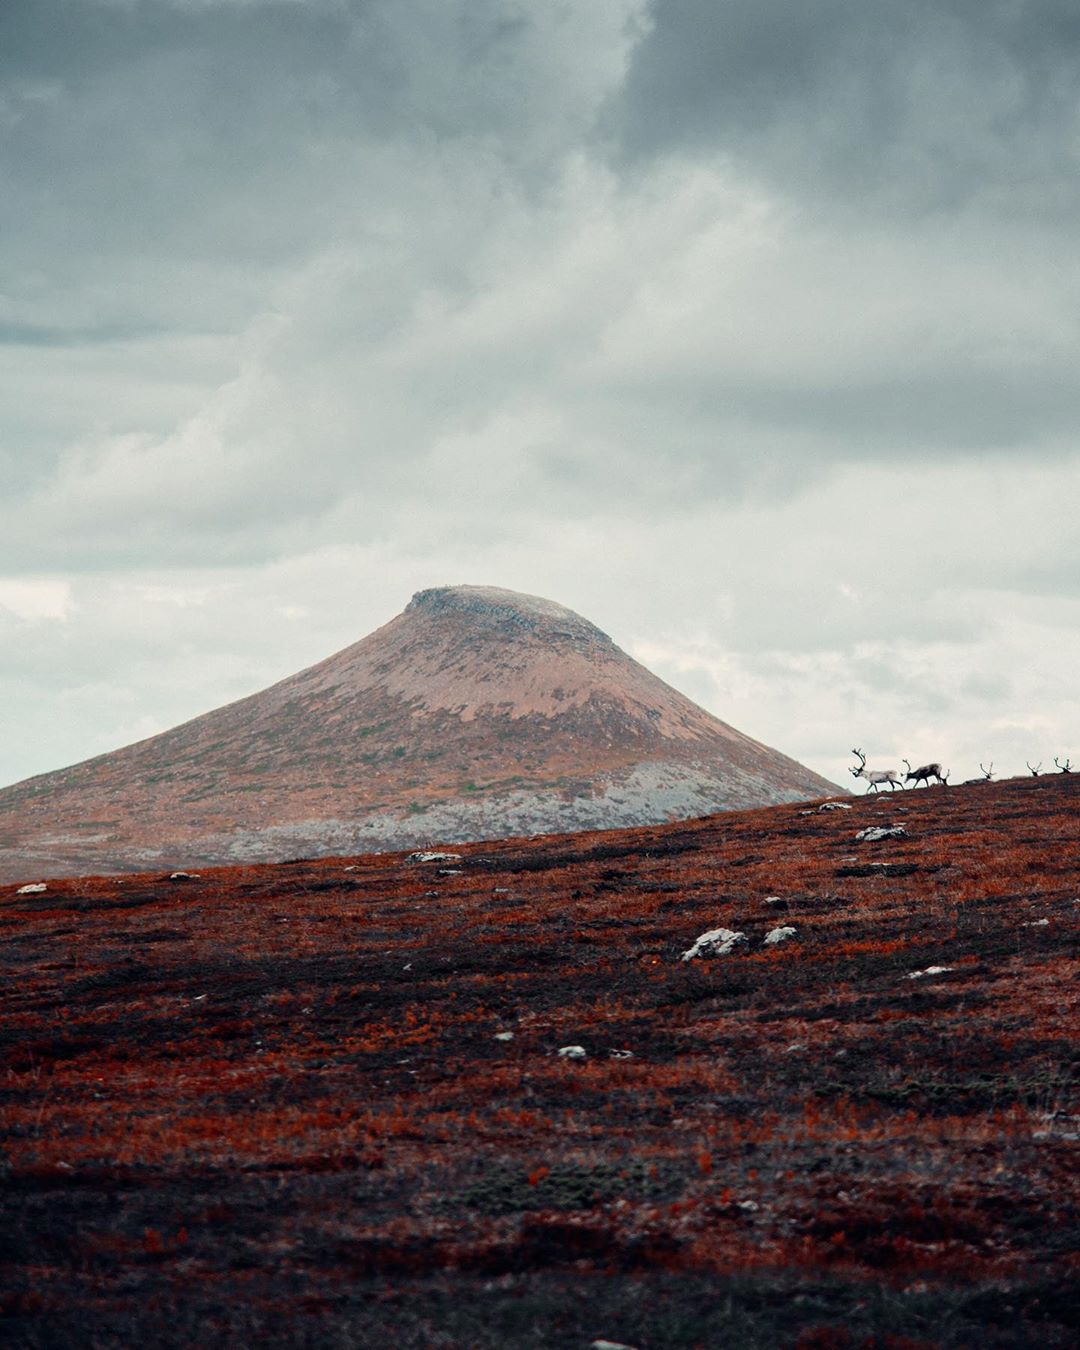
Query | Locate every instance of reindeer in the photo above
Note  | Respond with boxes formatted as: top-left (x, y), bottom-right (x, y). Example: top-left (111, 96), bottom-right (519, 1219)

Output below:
top-left (963, 762), bottom-right (994, 785)
top-left (902, 757), bottom-right (948, 787)
top-left (1054, 757), bottom-right (1073, 774)
top-left (850, 748), bottom-right (904, 792)
top-left (1027, 761), bottom-right (1042, 777)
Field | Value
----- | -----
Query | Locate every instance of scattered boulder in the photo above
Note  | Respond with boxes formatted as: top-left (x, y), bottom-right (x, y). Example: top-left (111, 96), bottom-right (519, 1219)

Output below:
top-left (16, 882), bottom-right (46, 895)
top-left (763, 895), bottom-right (784, 906)
top-left (405, 851), bottom-right (463, 864)
top-left (494, 1031), bottom-right (514, 1042)
top-left (681, 928), bottom-right (748, 961)
top-left (764, 926), bottom-right (797, 946)
top-left (557, 1045), bottom-right (586, 1059)
top-left (907, 965), bottom-right (954, 980)
top-left (168, 871), bottom-right (200, 881)
top-left (818, 801), bottom-right (852, 812)
top-left (855, 826), bottom-right (908, 843)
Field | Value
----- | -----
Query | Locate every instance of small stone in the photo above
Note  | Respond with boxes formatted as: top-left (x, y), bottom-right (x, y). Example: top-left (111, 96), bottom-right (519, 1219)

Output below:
top-left (907, 965), bottom-right (954, 979)
top-left (855, 825), bottom-right (907, 842)
top-left (494, 1031), bottom-right (514, 1042)
top-left (405, 851), bottom-right (462, 864)
top-left (764, 926), bottom-right (797, 945)
top-left (609, 1049), bottom-right (633, 1059)
top-left (590, 1341), bottom-right (639, 1350)
top-left (16, 882), bottom-right (47, 894)
top-left (763, 895), bottom-right (784, 905)
top-left (1022, 918), bottom-right (1049, 927)
top-left (557, 1045), bottom-right (586, 1059)
top-left (168, 871), bottom-right (200, 881)
top-left (818, 801), bottom-right (852, 812)
top-left (436, 868), bottom-right (463, 876)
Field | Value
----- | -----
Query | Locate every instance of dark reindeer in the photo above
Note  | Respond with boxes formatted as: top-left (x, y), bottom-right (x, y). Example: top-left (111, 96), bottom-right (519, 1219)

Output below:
top-left (850, 748), bottom-right (904, 792)
top-left (903, 757), bottom-right (948, 787)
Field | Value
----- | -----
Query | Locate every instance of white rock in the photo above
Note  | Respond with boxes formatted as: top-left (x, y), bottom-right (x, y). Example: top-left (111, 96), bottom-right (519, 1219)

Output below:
top-left (405, 851), bottom-right (462, 864)
top-left (681, 927), bottom-right (748, 961)
top-left (763, 895), bottom-right (784, 905)
top-left (1022, 918), bottom-right (1049, 927)
top-left (1033, 1112), bottom-right (1080, 1142)
top-left (609, 1049), bottom-right (634, 1060)
top-left (737, 1200), bottom-right (759, 1213)
top-left (494, 1031), bottom-right (514, 1042)
top-left (16, 883), bottom-right (46, 894)
top-left (436, 868), bottom-right (463, 876)
top-left (557, 1045), bottom-right (586, 1059)
top-left (590, 1341), bottom-right (640, 1350)
top-left (169, 871), bottom-right (200, 880)
top-left (855, 826), bottom-right (908, 842)
top-left (907, 966), bottom-right (954, 979)
top-left (818, 801), bottom-right (852, 812)
top-left (764, 926), bottom-right (797, 945)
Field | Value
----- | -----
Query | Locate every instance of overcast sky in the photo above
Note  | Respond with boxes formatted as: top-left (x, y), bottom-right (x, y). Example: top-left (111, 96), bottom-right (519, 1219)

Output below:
top-left (3, 0), bottom-right (1078, 791)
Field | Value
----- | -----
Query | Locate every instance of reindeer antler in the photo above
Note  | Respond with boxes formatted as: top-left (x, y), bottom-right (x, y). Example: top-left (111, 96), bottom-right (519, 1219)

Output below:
top-left (1026, 761), bottom-right (1041, 777)
top-left (1054, 756), bottom-right (1072, 773)
top-left (979, 762), bottom-right (994, 780)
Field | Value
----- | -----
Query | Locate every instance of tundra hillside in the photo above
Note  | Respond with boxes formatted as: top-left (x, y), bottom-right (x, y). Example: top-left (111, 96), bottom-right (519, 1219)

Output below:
top-left (2, 774), bottom-right (1077, 1348)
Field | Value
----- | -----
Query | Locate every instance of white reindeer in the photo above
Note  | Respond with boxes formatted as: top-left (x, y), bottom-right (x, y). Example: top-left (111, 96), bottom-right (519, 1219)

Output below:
top-left (903, 758), bottom-right (948, 787)
top-left (850, 748), bottom-right (904, 792)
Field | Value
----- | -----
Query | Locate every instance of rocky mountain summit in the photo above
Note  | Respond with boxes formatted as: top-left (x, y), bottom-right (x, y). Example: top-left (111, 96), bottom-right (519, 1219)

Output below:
top-left (0, 585), bottom-right (838, 880)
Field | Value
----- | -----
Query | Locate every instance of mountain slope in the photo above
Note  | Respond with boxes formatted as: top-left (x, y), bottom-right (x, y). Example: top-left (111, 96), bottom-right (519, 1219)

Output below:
top-left (0, 585), bottom-right (839, 880)
top-left (3, 775), bottom-right (1077, 1345)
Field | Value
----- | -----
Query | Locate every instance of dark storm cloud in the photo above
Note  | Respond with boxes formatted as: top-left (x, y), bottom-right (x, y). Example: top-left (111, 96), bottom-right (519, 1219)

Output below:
top-left (615, 0), bottom-right (1080, 214)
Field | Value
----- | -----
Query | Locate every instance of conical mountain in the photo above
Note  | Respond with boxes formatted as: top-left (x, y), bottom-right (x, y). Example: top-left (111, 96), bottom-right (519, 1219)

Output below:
top-left (0, 585), bottom-right (839, 881)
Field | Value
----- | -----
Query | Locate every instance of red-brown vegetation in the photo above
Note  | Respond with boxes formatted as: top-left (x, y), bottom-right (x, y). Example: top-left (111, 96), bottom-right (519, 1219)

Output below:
top-left (1, 775), bottom-right (1077, 1346)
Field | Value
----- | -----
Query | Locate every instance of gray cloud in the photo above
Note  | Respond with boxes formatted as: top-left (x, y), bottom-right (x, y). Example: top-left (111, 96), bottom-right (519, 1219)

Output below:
top-left (614, 1), bottom-right (1080, 217)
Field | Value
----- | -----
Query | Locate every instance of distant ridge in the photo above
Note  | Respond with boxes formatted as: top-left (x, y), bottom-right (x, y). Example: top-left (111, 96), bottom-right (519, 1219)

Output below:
top-left (0, 585), bottom-right (840, 880)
